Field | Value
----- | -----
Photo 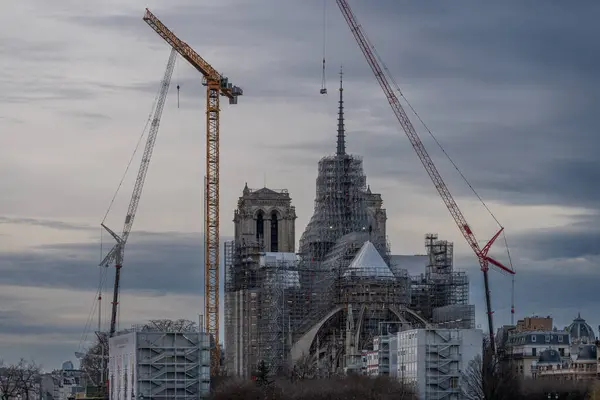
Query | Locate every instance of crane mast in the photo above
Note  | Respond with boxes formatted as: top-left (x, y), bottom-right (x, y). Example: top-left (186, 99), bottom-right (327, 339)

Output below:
top-left (143, 8), bottom-right (243, 372)
top-left (100, 49), bottom-right (177, 338)
top-left (334, 0), bottom-right (515, 353)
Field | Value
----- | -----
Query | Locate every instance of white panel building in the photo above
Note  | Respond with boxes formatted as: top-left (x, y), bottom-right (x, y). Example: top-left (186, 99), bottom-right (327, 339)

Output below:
top-left (108, 329), bottom-right (211, 400)
top-left (387, 328), bottom-right (483, 400)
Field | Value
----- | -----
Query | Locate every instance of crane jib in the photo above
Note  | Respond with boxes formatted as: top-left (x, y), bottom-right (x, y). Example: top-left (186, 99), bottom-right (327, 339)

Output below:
top-left (102, 50), bottom-right (177, 338)
top-left (335, 0), bottom-right (514, 354)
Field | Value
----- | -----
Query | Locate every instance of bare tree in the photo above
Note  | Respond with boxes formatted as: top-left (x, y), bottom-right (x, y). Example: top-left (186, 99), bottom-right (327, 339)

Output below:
top-left (143, 319), bottom-right (197, 332)
top-left (211, 375), bottom-right (417, 400)
top-left (291, 354), bottom-right (316, 381)
top-left (81, 332), bottom-right (109, 387)
top-left (0, 359), bottom-right (41, 400)
top-left (520, 379), bottom-right (590, 400)
top-left (0, 360), bottom-right (20, 400)
top-left (462, 338), bottom-right (520, 400)
top-left (14, 359), bottom-right (41, 400)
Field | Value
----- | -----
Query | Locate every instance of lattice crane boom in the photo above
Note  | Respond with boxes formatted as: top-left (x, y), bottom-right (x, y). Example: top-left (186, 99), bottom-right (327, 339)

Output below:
top-left (100, 49), bottom-right (177, 338)
top-left (335, 0), bottom-right (514, 353)
top-left (143, 8), bottom-right (243, 372)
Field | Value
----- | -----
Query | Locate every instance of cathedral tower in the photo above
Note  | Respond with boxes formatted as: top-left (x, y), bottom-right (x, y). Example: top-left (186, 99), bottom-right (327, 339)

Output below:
top-left (233, 184), bottom-right (296, 252)
top-left (224, 185), bottom-right (297, 377)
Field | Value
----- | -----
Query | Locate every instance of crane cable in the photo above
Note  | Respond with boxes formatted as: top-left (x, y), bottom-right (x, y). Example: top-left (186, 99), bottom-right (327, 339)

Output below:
top-left (79, 73), bottom-right (165, 351)
top-left (366, 36), bottom-right (502, 228)
top-left (176, 56), bottom-right (180, 108)
top-left (320, 0), bottom-right (327, 94)
top-left (352, 11), bottom-right (515, 280)
top-left (101, 78), bottom-right (163, 225)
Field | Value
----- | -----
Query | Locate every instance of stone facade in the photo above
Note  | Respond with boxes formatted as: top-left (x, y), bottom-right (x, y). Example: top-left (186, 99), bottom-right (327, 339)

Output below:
top-left (233, 184), bottom-right (296, 253)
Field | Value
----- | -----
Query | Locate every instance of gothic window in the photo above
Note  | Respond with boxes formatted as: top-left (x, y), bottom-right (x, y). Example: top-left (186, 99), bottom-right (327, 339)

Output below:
top-left (271, 211), bottom-right (279, 252)
top-left (256, 211), bottom-right (264, 242)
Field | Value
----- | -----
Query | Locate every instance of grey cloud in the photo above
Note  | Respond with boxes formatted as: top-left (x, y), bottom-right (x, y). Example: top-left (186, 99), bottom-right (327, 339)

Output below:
top-left (0, 37), bottom-right (68, 63)
top-left (0, 216), bottom-right (96, 232)
top-left (511, 216), bottom-right (600, 261)
top-left (0, 86), bottom-right (97, 104)
top-left (3, 0), bottom-right (599, 367)
top-left (470, 268), bottom-right (600, 330)
top-left (60, 1), bottom-right (328, 102)
top-left (0, 310), bottom-right (81, 336)
top-left (457, 252), bottom-right (600, 330)
top-left (248, 2), bottom-right (600, 212)
top-left (318, 1), bottom-right (600, 85)
top-left (0, 232), bottom-right (233, 295)
top-left (271, 121), bottom-right (600, 211)
top-left (61, 111), bottom-right (112, 122)
top-left (0, 341), bottom-right (80, 370)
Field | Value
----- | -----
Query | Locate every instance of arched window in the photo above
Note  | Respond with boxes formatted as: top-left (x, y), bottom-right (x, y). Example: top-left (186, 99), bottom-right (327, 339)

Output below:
top-left (270, 211), bottom-right (279, 252)
top-left (256, 211), bottom-right (264, 242)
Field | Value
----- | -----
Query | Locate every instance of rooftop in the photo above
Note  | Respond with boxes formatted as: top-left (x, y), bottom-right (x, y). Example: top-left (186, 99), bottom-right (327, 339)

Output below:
top-left (343, 240), bottom-right (395, 280)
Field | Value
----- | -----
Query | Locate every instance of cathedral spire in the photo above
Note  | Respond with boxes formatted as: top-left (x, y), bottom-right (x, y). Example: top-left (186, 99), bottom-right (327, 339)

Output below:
top-left (336, 66), bottom-right (346, 156)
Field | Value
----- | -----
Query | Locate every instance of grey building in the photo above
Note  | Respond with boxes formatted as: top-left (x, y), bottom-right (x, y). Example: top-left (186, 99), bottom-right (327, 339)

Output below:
top-left (108, 325), bottom-right (210, 400)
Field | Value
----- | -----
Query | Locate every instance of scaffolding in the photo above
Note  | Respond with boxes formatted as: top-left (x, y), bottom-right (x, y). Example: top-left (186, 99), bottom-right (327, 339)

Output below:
top-left (409, 234), bottom-right (471, 327)
top-left (286, 73), bottom-right (432, 373)
top-left (223, 241), bottom-right (235, 375)
top-left (224, 239), bottom-right (303, 376)
top-left (295, 71), bottom-right (391, 339)
top-left (432, 305), bottom-right (476, 329)
top-left (108, 324), bottom-right (211, 400)
top-left (223, 239), bottom-right (262, 378)
top-left (223, 71), bottom-right (477, 377)
top-left (258, 252), bottom-right (301, 373)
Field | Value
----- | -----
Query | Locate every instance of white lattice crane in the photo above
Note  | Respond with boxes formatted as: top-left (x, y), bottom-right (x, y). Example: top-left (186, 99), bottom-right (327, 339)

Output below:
top-left (100, 49), bottom-right (177, 338)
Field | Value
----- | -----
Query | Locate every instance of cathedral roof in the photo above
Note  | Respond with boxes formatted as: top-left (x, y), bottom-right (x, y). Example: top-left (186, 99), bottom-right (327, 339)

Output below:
top-left (343, 241), bottom-right (395, 280)
top-left (253, 187), bottom-right (279, 195)
top-left (243, 187), bottom-right (290, 199)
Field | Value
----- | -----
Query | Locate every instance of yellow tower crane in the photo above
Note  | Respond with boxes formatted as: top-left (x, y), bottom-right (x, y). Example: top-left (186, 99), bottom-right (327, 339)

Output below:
top-left (143, 8), bottom-right (243, 372)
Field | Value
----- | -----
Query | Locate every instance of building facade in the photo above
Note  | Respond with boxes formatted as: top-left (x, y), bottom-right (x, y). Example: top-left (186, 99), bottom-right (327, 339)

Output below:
top-left (233, 184), bottom-right (296, 253)
top-left (505, 330), bottom-right (571, 378)
top-left (499, 314), bottom-right (598, 379)
top-left (39, 362), bottom-right (84, 400)
top-left (108, 327), bottom-right (210, 400)
top-left (363, 329), bottom-right (482, 399)
top-left (533, 345), bottom-right (598, 381)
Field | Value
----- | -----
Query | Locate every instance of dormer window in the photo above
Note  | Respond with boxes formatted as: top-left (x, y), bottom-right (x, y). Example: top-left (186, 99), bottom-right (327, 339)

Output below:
top-left (558, 335), bottom-right (564, 343)
top-left (531, 335), bottom-right (537, 342)
top-left (545, 335), bottom-right (550, 342)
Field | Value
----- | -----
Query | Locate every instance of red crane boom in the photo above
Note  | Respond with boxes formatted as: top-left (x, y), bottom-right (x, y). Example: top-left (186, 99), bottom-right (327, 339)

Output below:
top-left (335, 0), bottom-right (515, 353)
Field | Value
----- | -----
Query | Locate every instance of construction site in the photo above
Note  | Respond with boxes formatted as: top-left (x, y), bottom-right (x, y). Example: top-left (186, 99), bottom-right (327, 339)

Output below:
top-left (91, 2), bottom-right (517, 399)
top-left (223, 72), bottom-right (476, 378)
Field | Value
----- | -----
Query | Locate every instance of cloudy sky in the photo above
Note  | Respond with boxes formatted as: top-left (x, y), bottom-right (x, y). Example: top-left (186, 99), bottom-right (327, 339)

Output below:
top-left (1, 0), bottom-right (598, 369)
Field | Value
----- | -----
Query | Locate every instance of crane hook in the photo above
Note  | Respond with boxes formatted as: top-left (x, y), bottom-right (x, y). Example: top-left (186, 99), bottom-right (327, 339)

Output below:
top-left (320, 0), bottom-right (327, 95)
top-left (320, 58), bottom-right (327, 95)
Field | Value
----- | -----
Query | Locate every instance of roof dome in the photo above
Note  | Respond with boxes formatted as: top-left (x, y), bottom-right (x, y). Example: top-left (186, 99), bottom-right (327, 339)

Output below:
top-left (538, 348), bottom-right (562, 364)
top-left (576, 344), bottom-right (597, 361)
top-left (567, 313), bottom-right (595, 344)
top-left (343, 241), bottom-right (395, 280)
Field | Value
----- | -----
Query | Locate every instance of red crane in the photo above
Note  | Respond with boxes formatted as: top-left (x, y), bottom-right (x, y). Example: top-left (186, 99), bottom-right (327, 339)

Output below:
top-left (334, 0), bottom-right (515, 353)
